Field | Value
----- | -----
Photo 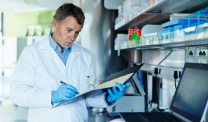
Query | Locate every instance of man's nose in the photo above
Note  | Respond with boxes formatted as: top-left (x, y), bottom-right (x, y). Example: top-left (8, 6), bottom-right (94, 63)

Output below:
top-left (69, 32), bottom-right (76, 41)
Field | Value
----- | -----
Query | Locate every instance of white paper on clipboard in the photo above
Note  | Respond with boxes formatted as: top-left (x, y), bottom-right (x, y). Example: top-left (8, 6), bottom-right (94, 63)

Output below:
top-left (52, 73), bottom-right (134, 108)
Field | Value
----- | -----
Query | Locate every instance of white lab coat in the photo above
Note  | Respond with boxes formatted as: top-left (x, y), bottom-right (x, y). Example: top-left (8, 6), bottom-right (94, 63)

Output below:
top-left (10, 38), bottom-right (112, 122)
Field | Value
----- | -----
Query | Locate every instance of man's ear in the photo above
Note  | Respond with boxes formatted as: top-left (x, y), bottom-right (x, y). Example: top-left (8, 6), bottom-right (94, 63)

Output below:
top-left (52, 19), bottom-right (58, 28)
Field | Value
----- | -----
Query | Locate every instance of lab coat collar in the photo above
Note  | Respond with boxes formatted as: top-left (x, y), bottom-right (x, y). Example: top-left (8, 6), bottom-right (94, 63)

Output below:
top-left (38, 38), bottom-right (81, 68)
top-left (38, 38), bottom-right (81, 52)
top-left (48, 33), bottom-right (71, 52)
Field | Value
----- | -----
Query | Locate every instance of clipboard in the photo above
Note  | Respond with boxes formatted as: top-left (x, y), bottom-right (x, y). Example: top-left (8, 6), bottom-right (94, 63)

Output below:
top-left (52, 64), bottom-right (143, 108)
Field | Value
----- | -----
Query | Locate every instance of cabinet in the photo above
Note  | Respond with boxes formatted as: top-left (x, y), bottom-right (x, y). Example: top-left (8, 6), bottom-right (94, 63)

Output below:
top-left (103, 0), bottom-right (208, 114)
top-left (105, 0), bottom-right (208, 114)
top-left (113, 0), bottom-right (208, 64)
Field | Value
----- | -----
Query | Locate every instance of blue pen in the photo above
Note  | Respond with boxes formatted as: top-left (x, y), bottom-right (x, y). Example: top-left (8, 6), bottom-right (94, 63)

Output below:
top-left (60, 81), bottom-right (79, 94)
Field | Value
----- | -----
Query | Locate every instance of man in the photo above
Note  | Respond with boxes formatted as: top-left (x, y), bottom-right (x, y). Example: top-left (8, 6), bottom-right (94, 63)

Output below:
top-left (10, 3), bottom-right (131, 122)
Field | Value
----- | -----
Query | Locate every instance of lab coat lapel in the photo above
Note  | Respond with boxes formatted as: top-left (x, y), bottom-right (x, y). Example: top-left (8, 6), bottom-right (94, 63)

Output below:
top-left (38, 38), bottom-right (66, 70)
top-left (40, 38), bottom-right (69, 69)
top-left (50, 48), bottom-right (66, 68)
top-left (38, 40), bottom-right (80, 87)
top-left (66, 51), bottom-right (76, 68)
top-left (37, 39), bottom-right (65, 90)
top-left (66, 43), bottom-right (80, 68)
top-left (65, 43), bottom-right (81, 91)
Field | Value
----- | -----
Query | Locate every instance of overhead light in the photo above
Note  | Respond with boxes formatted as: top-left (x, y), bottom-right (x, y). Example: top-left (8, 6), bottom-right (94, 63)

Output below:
top-left (0, 0), bottom-right (75, 12)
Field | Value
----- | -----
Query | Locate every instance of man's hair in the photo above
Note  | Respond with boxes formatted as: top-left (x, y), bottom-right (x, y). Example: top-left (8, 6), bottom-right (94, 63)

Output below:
top-left (53, 3), bottom-right (85, 25)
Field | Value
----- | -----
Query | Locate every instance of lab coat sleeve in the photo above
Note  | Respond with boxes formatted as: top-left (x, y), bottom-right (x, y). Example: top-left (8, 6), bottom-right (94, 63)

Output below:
top-left (84, 52), bottom-right (115, 108)
top-left (86, 92), bottom-right (115, 108)
top-left (10, 46), bottom-right (51, 108)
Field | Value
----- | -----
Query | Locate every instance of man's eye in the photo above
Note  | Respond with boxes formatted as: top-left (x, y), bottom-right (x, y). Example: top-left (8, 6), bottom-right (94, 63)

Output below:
top-left (67, 30), bottom-right (72, 32)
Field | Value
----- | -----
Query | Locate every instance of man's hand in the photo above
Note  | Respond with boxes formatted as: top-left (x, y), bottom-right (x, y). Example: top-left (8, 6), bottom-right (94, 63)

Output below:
top-left (51, 84), bottom-right (78, 103)
top-left (106, 82), bottom-right (131, 103)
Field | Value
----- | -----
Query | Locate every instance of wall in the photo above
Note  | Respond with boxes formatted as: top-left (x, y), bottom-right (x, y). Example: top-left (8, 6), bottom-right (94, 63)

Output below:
top-left (79, 0), bottom-right (130, 81)
top-left (4, 11), bottom-right (55, 37)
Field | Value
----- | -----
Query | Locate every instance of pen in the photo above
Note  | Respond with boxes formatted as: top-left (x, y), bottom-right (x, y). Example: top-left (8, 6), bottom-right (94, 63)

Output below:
top-left (60, 81), bottom-right (79, 94)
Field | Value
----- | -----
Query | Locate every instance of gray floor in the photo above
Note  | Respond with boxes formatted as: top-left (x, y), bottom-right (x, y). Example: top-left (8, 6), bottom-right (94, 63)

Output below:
top-left (0, 100), bottom-right (124, 122)
top-left (0, 100), bottom-right (27, 122)
top-left (88, 108), bottom-right (123, 122)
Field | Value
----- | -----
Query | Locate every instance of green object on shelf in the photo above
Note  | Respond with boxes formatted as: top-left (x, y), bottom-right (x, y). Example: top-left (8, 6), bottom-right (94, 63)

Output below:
top-left (202, 51), bottom-right (206, 56)
top-left (137, 39), bottom-right (140, 44)
top-left (189, 51), bottom-right (193, 56)
top-left (130, 39), bottom-right (136, 41)
top-left (199, 51), bottom-right (203, 56)
top-left (131, 33), bottom-right (141, 44)
top-left (135, 36), bottom-right (141, 41)
top-left (131, 33), bottom-right (137, 40)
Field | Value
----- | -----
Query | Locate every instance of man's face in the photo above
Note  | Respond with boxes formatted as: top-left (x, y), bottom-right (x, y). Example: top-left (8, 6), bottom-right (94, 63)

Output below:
top-left (52, 15), bottom-right (83, 49)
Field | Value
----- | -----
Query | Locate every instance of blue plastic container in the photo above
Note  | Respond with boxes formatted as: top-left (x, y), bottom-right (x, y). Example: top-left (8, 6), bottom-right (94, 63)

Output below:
top-left (162, 19), bottom-right (197, 28)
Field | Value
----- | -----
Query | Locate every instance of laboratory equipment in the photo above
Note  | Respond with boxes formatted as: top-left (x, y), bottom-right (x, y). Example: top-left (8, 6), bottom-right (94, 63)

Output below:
top-left (107, 70), bottom-right (145, 117)
top-left (120, 63), bottom-right (208, 122)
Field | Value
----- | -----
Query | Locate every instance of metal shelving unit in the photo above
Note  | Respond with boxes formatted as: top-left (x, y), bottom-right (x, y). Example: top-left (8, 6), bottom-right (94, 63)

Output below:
top-left (115, 38), bottom-right (208, 51)
top-left (115, 13), bottom-right (169, 31)
top-left (115, 0), bottom-right (208, 31)
top-left (115, 0), bottom-right (170, 30)
top-left (114, 0), bottom-right (208, 52)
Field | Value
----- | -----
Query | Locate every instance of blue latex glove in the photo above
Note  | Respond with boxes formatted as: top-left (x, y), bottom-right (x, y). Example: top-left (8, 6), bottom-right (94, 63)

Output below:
top-left (51, 84), bottom-right (78, 103)
top-left (107, 82), bottom-right (131, 103)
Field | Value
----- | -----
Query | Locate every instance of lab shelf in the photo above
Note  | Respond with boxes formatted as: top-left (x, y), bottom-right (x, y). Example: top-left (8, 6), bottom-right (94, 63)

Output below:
top-left (115, 38), bottom-right (208, 51)
top-left (115, 13), bottom-right (169, 31)
top-left (114, 0), bottom-right (169, 30)
top-left (115, 0), bottom-right (208, 31)
top-left (145, 0), bottom-right (208, 14)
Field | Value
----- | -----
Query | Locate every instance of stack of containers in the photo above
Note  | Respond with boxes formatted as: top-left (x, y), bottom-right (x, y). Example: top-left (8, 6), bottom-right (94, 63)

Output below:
top-left (183, 6), bottom-right (208, 63)
top-left (114, 34), bottom-right (128, 50)
top-left (128, 28), bottom-right (141, 47)
top-left (128, 0), bottom-right (142, 20)
top-left (183, 6), bottom-right (208, 41)
top-left (185, 7), bottom-right (208, 64)
top-left (157, 6), bottom-right (208, 44)
top-left (143, 6), bottom-right (208, 47)
top-left (160, 19), bottom-right (197, 43)
top-left (195, 7), bottom-right (208, 39)
top-left (115, 0), bottom-right (148, 26)
top-left (123, 0), bottom-right (129, 23)
top-left (197, 22), bottom-right (208, 39)
top-left (143, 33), bottom-right (157, 45)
